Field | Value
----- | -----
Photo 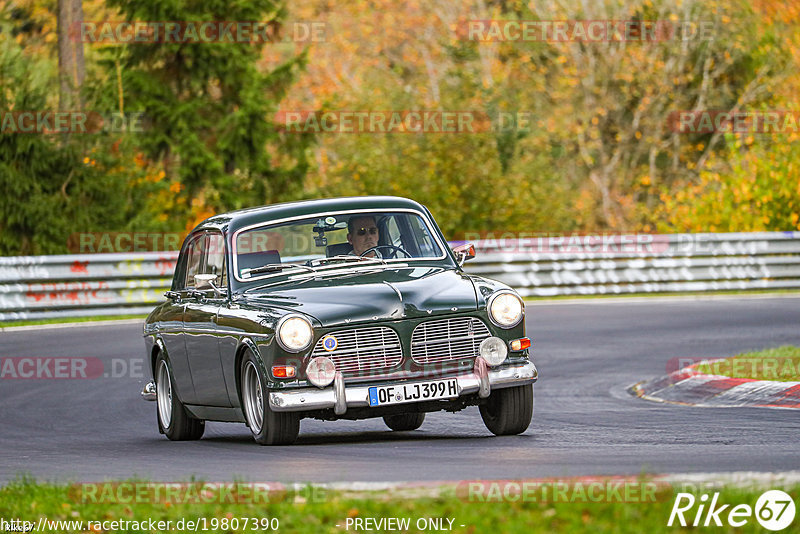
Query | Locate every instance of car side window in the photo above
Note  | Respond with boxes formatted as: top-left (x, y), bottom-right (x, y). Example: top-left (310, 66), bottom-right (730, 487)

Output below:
top-left (383, 216), bottom-right (402, 247)
top-left (183, 235), bottom-right (205, 289)
top-left (408, 215), bottom-right (436, 256)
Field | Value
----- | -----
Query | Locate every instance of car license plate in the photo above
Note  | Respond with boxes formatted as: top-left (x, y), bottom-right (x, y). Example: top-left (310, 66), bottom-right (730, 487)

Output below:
top-left (368, 379), bottom-right (459, 407)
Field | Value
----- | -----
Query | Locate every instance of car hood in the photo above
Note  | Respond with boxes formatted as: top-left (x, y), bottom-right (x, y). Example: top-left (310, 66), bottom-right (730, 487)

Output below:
top-left (240, 266), bottom-right (478, 327)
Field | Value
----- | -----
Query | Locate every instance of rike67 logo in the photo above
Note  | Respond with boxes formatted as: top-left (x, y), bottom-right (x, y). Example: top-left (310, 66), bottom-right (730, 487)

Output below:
top-left (668, 490), bottom-right (795, 531)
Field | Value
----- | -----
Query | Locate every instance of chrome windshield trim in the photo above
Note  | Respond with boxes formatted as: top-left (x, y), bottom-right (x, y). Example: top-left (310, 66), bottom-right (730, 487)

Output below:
top-left (231, 208), bottom-right (448, 284)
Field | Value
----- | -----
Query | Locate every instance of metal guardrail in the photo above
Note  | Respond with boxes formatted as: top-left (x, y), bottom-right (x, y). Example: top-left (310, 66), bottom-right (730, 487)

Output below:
top-left (464, 231), bottom-right (800, 297)
top-left (1, 232), bottom-right (798, 321)
top-left (0, 252), bottom-right (178, 322)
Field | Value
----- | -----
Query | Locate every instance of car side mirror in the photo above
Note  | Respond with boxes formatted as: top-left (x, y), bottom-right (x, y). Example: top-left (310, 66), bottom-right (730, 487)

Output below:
top-left (452, 243), bottom-right (476, 266)
top-left (194, 274), bottom-right (225, 296)
top-left (194, 274), bottom-right (216, 289)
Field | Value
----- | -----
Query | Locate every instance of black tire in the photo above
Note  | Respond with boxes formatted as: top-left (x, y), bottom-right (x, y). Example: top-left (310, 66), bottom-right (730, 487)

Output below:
top-left (155, 353), bottom-right (205, 441)
top-left (240, 351), bottom-right (300, 445)
top-left (479, 384), bottom-right (533, 436)
top-left (383, 412), bottom-right (425, 431)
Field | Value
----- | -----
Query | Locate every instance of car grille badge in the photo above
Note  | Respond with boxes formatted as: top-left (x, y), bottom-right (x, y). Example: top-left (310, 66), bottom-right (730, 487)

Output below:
top-left (322, 335), bottom-right (338, 351)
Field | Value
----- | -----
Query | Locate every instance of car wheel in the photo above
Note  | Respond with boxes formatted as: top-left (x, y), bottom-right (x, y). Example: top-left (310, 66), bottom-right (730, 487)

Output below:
top-left (479, 384), bottom-right (533, 436)
top-left (240, 351), bottom-right (300, 445)
top-left (155, 353), bottom-right (205, 440)
top-left (383, 413), bottom-right (425, 431)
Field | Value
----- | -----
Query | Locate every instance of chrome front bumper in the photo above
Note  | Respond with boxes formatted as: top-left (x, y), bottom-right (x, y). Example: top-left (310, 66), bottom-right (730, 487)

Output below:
top-left (141, 380), bottom-right (157, 401)
top-left (268, 358), bottom-right (538, 414)
top-left (141, 358), bottom-right (539, 414)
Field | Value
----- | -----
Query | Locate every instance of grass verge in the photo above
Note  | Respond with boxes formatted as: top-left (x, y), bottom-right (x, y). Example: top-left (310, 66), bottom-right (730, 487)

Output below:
top-left (0, 314), bottom-right (147, 328)
top-left (694, 345), bottom-right (800, 381)
top-left (0, 478), bottom-right (797, 533)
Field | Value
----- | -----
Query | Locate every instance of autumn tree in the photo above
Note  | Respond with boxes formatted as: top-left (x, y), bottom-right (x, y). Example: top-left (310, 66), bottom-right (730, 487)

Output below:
top-left (280, 0), bottom-right (791, 234)
top-left (0, 30), bottom-right (167, 255)
top-left (94, 0), bottom-right (314, 230)
top-left (654, 0), bottom-right (800, 232)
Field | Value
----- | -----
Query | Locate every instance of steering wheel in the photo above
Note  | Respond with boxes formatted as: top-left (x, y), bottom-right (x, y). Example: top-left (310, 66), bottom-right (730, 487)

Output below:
top-left (360, 245), bottom-right (412, 259)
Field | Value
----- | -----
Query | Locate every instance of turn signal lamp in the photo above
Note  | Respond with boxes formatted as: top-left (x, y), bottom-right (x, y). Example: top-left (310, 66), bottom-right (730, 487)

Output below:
top-left (510, 338), bottom-right (531, 351)
top-left (272, 366), bottom-right (296, 378)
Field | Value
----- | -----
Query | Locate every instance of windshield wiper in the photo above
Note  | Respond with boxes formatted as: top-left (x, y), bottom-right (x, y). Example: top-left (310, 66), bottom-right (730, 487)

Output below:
top-left (308, 255), bottom-right (387, 267)
top-left (241, 263), bottom-right (316, 278)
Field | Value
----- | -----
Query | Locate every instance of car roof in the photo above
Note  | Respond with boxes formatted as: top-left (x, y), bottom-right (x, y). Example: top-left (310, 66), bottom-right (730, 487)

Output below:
top-left (192, 196), bottom-right (429, 235)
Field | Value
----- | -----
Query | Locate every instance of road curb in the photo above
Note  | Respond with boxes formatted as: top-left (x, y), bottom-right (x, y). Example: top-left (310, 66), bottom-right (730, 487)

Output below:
top-left (282, 471), bottom-right (800, 500)
top-left (630, 359), bottom-right (800, 409)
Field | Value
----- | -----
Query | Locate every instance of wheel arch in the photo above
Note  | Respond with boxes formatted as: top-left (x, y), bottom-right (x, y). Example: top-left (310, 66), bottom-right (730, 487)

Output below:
top-left (234, 338), bottom-right (265, 408)
top-left (150, 336), bottom-right (167, 377)
top-left (149, 337), bottom-right (190, 406)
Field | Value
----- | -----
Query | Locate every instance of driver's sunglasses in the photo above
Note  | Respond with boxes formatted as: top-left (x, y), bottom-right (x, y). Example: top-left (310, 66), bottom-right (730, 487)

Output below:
top-left (356, 227), bottom-right (379, 236)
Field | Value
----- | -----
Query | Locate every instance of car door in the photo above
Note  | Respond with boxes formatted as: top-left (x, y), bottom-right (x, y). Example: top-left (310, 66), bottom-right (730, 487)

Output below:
top-left (158, 233), bottom-right (205, 405)
top-left (183, 232), bottom-right (231, 407)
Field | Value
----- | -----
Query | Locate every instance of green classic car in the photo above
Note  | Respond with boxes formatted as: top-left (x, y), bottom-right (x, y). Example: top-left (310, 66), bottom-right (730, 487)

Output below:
top-left (142, 196), bottom-right (538, 445)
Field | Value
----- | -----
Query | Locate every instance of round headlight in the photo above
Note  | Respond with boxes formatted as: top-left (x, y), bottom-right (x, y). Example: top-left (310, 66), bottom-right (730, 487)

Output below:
top-left (479, 337), bottom-right (508, 367)
top-left (276, 315), bottom-right (313, 352)
top-left (488, 291), bottom-right (524, 328)
top-left (306, 357), bottom-right (336, 388)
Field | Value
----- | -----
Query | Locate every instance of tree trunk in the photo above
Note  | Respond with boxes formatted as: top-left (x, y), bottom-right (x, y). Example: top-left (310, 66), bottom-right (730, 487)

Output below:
top-left (57, 0), bottom-right (85, 111)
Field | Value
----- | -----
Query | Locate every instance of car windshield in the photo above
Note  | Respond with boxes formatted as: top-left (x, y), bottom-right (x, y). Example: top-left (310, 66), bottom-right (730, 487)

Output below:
top-left (234, 210), bottom-right (445, 281)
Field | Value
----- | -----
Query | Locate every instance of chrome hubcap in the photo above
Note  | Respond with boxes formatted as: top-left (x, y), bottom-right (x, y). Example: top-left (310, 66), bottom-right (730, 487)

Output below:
top-left (156, 360), bottom-right (172, 429)
top-left (242, 361), bottom-right (264, 434)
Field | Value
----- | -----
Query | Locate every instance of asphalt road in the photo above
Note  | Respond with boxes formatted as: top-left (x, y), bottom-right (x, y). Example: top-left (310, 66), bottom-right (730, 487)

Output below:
top-left (1, 296), bottom-right (799, 483)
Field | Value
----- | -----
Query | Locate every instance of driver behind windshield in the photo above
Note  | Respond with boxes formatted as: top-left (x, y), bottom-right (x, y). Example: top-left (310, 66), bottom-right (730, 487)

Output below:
top-left (347, 215), bottom-right (380, 257)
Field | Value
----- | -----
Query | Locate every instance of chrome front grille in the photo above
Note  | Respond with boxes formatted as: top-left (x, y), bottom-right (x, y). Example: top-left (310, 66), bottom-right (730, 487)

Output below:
top-left (310, 327), bottom-right (402, 377)
top-left (410, 317), bottom-right (491, 365)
